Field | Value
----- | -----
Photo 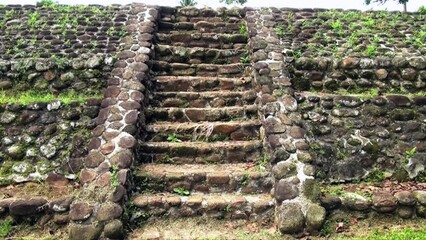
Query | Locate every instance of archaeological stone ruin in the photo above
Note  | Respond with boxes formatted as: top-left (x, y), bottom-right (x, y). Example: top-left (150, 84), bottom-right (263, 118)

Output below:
top-left (0, 3), bottom-right (425, 239)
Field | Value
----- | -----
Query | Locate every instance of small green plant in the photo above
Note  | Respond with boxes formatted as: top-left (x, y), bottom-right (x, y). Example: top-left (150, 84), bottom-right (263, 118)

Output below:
top-left (274, 25), bottom-right (285, 38)
top-left (110, 165), bottom-right (120, 190)
top-left (27, 11), bottom-right (40, 28)
top-left (0, 219), bottom-right (12, 238)
top-left (365, 44), bottom-right (377, 57)
top-left (292, 50), bottom-right (302, 59)
top-left (224, 205), bottom-right (232, 212)
top-left (403, 147), bottom-right (417, 165)
top-left (239, 22), bottom-right (248, 36)
top-left (331, 20), bottom-right (343, 31)
top-left (363, 17), bottom-right (375, 27)
top-left (419, 6), bottom-right (426, 14)
top-left (180, 0), bottom-right (197, 6)
top-left (365, 168), bottom-right (385, 182)
top-left (240, 55), bottom-right (251, 64)
top-left (167, 134), bottom-right (182, 143)
top-left (36, 0), bottom-right (56, 7)
top-left (240, 173), bottom-right (250, 186)
top-left (173, 187), bottom-right (190, 196)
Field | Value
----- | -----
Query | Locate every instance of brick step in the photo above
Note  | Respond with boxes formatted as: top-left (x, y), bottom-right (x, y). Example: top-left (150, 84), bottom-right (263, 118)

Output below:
top-left (145, 105), bottom-right (258, 123)
top-left (143, 120), bottom-right (261, 142)
top-left (138, 140), bottom-right (262, 163)
top-left (134, 163), bottom-right (272, 194)
top-left (158, 21), bottom-right (242, 34)
top-left (154, 45), bottom-right (248, 65)
top-left (152, 61), bottom-right (246, 77)
top-left (154, 75), bottom-right (253, 92)
top-left (151, 90), bottom-right (256, 108)
top-left (132, 192), bottom-right (274, 220)
top-left (155, 32), bottom-right (247, 49)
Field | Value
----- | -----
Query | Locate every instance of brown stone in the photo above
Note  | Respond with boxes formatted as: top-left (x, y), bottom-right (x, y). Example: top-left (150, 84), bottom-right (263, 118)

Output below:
top-left (96, 203), bottom-right (123, 221)
top-left (118, 135), bottom-right (136, 149)
top-left (85, 151), bottom-right (105, 168)
top-left (69, 223), bottom-right (103, 240)
top-left (372, 192), bottom-right (398, 213)
top-left (288, 126), bottom-right (305, 139)
top-left (395, 191), bottom-right (416, 206)
top-left (131, 62), bottom-right (148, 72)
top-left (124, 111), bottom-right (139, 124)
top-left (9, 198), bottom-right (48, 215)
top-left (130, 91), bottom-right (144, 101)
top-left (53, 214), bottom-right (70, 224)
top-left (80, 168), bottom-right (97, 184)
top-left (118, 92), bottom-right (129, 101)
top-left (88, 137), bottom-right (101, 151)
top-left (117, 50), bottom-right (136, 59)
top-left (104, 86), bottom-right (121, 98)
top-left (119, 101), bottom-right (141, 110)
top-left (103, 131), bottom-right (120, 141)
top-left (100, 142), bottom-right (115, 155)
top-left (110, 185), bottom-right (126, 202)
top-left (207, 173), bottom-right (230, 184)
top-left (110, 150), bottom-right (133, 169)
top-left (92, 125), bottom-right (105, 137)
top-left (96, 108), bottom-right (110, 125)
top-left (97, 172), bottom-right (112, 187)
top-left (46, 173), bottom-right (69, 187)
top-left (70, 202), bottom-right (93, 221)
top-left (274, 177), bottom-right (299, 203)
top-left (375, 69), bottom-right (388, 80)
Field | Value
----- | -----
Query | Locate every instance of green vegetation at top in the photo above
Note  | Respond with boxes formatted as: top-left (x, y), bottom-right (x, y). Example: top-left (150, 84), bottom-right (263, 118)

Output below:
top-left (274, 8), bottom-right (426, 58)
top-left (0, 90), bottom-right (102, 105)
top-left (342, 227), bottom-right (426, 240)
top-left (180, 0), bottom-right (197, 7)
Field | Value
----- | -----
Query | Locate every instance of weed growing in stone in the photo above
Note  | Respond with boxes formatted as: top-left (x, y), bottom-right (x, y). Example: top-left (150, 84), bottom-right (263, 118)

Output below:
top-left (240, 55), bottom-right (251, 64)
top-left (0, 219), bottom-right (12, 238)
top-left (365, 44), bottom-right (377, 57)
top-left (403, 147), bottom-right (417, 165)
top-left (167, 134), bottom-right (182, 143)
top-left (173, 187), bottom-right (190, 196)
top-left (239, 22), bottom-right (248, 36)
top-left (274, 25), bottom-right (285, 38)
top-left (110, 165), bottom-right (120, 190)
top-left (0, 90), bottom-right (102, 105)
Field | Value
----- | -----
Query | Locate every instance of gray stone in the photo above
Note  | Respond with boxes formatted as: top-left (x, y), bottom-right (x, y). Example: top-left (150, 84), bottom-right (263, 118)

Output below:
top-left (40, 144), bottom-right (56, 159)
top-left (274, 177), bottom-right (299, 203)
top-left (413, 191), bottom-right (426, 206)
top-left (9, 198), bottom-right (48, 215)
top-left (306, 204), bottom-right (326, 232)
top-left (6, 144), bottom-right (25, 160)
top-left (96, 203), bottom-right (123, 222)
top-left (397, 206), bottom-right (414, 219)
top-left (70, 202), bottom-right (93, 221)
top-left (0, 112), bottom-right (16, 124)
top-left (86, 56), bottom-right (103, 68)
top-left (104, 219), bottom-right (124, 239)
top-left (341, 193), bottom-right (371, 211)
top-left (272, 161), bottom-right (297, 179)
top-left (372, 192), bottom-right (398, 213)
top-left (395, 191), bottom-right (416, 206)
top-left (276, 202), bottom-right (305, 234)
top-left (69, 223), bottom-right (103, 240)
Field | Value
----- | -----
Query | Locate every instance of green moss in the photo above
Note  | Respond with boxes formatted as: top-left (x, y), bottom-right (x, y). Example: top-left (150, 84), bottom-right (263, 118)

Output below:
top-left (0, 90), bottom-right (102, 105)
top-left (12, 161), bottom-right (35, 177)
top-left (303, 179), bottom-right (321, 202)
top-left (37, 160), bottom-right (53, 175)
top-left (0, 161), bottom-right (14, 177)
top-left (365, 168), bottom-right (385, 182)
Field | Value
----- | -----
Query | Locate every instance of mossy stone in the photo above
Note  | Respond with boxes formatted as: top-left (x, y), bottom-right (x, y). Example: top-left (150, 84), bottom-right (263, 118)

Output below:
top-left (303, 179), bottom-right (321, 202)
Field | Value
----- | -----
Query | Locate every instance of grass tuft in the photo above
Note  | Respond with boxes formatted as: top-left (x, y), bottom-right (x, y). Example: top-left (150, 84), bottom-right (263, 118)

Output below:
top-left (0, 90), bottom-right (102, 105)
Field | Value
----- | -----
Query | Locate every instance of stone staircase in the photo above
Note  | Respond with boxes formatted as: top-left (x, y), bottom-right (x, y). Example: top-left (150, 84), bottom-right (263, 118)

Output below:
top-left (132, 7), bottom-right (274, 223)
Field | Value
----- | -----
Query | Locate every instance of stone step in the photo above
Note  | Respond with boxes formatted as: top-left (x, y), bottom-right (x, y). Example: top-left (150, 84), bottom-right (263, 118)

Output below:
top-left (162, 15), bottom-right (244, 24)
top-left (145, 105), bottom-right (259, 122)
top-left (154, 75), bottom-right (253, 92)
top-left (132, 192), bottom-right (274, 220)
top-left (151, 90), bottom-right (257, 108)
top-left (143, 120), bottom-right (261, 142)
top-left (155, 32), bottom-right (247, 49)
top-left (134, 163), bottom-right (272, 194)
top-left (158, 21), bottom-right (242, 34)
top-left (154, 45), bottom-right (248, 64)
top-left (152, 61), bottom-right (246, 77)
top-left (138, 140), bottom-right (262, 164)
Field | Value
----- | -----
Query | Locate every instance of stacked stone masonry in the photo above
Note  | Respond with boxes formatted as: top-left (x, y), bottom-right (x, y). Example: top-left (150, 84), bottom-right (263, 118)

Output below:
top-left (1, 4), bottom-right (426, 239)
top-left (132, 6), bottom-right (275, 224)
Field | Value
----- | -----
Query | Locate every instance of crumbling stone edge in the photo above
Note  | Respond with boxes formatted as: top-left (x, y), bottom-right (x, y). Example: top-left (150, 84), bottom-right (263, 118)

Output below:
top-left (68, 4), bottom-right (158, 239)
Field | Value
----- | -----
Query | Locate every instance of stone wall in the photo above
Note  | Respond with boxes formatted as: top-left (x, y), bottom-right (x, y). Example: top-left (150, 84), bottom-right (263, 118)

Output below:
top-left (68, 4), bottom-right (158, 239)
top-left (0, 100), bottom-right (100, 184)
top-left (247, 7), bottom-right (426, 234)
